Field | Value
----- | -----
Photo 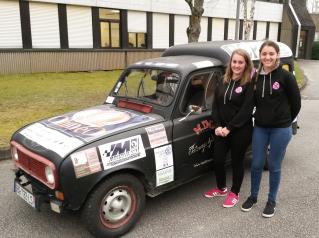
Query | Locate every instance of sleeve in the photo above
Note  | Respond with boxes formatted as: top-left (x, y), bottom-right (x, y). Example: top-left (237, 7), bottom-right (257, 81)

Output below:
top-left (226, 82), bottom-right (255, 131)
top-left (285, 72), bottom-right (301, 120)
top-left (211, 84), bottom-right (221, 127)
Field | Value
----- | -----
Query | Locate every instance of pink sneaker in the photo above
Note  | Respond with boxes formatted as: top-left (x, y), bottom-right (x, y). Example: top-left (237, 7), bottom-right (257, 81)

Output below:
top-left (204, 187), bottom-right (228, 198)
top-left (223, 192), bottom-right (239, 208)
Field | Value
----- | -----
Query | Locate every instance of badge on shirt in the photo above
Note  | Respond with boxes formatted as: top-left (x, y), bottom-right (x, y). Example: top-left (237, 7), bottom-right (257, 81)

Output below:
top-left (272, 82), bottom-right (280, 90)
top-left (235, 86), bottom-right (243, 94)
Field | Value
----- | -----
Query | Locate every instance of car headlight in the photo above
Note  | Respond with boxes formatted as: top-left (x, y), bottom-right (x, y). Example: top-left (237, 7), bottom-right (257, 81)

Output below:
top-left (11, 146), bottom-right (19, 161)
top-left (45, 166), bottom-right (55, 185)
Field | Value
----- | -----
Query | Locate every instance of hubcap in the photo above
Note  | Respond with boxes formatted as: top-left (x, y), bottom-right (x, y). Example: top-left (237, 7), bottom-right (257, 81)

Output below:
top-left (101, 188), bottom-right (132, 223)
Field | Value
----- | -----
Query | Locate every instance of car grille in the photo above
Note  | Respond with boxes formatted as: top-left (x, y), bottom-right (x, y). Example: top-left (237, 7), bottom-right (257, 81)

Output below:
top-left (11, 141), bottom-right (57, 189)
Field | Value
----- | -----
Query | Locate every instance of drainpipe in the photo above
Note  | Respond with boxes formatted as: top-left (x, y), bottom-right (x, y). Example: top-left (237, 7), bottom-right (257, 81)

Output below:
top-left (288, 0), bottom-right (301, 58)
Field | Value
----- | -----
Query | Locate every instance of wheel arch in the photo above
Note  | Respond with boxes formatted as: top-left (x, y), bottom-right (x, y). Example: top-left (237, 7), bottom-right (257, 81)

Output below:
top-left (79, 167), bottom-right (148, 211)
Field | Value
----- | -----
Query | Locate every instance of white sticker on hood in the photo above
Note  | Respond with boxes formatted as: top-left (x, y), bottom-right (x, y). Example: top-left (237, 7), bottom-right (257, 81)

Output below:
top-left (99, 135), bottom-right (146, 170)
top-left (145, 124), bottom-right (168, 148)
top-left (20, 123), bottom-right (84, 157)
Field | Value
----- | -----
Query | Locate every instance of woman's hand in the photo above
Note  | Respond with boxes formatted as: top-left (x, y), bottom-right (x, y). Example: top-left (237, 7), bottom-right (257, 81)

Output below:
top-left (215, 127), bottom-right (223, 136)
top-left (221, 127), bottom-right (230, 137)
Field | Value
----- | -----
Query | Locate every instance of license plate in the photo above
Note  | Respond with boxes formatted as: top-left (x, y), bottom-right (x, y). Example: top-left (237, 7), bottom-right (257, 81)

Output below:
top-left (14, 182), bottom-right (35, 208)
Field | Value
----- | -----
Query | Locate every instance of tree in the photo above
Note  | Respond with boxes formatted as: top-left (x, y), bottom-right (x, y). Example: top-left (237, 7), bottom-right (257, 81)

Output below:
top-left (185, 0), bottom-right (204, 43)
top-left (242, 0), bottom-right (256, 40)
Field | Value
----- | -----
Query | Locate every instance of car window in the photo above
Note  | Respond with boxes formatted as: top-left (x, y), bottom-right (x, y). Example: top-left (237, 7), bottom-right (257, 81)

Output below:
top-left (181, 70), bottom-right (223, 113)
top-left (116, 69), bottom-right (180, 106)
top-left (205, 70), bottom-right (223, 109)
top-left (182, 72), bottom-right (210, 113)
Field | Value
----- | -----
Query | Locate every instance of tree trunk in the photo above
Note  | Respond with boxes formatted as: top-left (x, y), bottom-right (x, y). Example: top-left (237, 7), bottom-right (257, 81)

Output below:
top-left (242, 0), bottom-right (256, 40)
top-left (185, 0), bottom-right (204, 43)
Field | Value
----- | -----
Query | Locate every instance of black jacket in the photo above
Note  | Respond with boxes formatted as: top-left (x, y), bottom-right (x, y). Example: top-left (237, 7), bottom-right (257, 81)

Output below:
top-left (211, 79), bottom-right (254, 131)
top-left (253, 66), bottom-right (301, 128)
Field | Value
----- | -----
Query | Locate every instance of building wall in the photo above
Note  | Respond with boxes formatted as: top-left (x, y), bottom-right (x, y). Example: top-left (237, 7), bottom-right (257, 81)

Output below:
top-left (280, 4), bottom-right (295, 53)
top-left (0, 0), bottom-right (285, 74)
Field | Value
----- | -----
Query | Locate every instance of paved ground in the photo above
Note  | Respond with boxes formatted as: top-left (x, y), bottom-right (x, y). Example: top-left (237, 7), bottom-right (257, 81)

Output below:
top-left (0, 60), bottom-right (318, 238)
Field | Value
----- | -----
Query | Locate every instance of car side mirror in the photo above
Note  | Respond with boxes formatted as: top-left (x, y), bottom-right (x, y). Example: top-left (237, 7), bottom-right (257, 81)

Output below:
top-left (179, 105), bottom-right (202, 122)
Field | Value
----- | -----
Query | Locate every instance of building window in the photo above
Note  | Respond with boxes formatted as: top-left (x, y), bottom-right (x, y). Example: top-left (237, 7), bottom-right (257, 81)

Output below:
top-left (99, 9), bottom-right (120, 48)
top-left (128, 32), bottom-right (146, 48)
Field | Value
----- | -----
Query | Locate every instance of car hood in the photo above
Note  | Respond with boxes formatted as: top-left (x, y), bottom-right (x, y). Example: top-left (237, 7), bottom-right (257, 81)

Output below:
top-left (13, 104), bottom-right (162, 160)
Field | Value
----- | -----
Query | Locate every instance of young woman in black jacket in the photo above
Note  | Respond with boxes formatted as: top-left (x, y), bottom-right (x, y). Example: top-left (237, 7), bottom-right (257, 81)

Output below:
top-left (241, 40), bottom-right (301, 217)
top-left (204, 49), bottom-right (254, 208)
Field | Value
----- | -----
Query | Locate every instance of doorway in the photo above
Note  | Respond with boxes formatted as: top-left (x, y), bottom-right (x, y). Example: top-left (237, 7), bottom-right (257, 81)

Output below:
top-left (298, 30), bottom-right (307, 59)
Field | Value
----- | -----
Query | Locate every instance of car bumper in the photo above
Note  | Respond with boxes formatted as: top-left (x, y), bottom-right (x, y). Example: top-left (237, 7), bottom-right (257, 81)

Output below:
top-left (14, 169), bottom-right (63, 213)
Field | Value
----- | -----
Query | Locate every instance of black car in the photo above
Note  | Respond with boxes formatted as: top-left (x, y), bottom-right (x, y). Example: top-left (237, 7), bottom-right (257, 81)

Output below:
top-left (11, 40), bottom-right (296, 238)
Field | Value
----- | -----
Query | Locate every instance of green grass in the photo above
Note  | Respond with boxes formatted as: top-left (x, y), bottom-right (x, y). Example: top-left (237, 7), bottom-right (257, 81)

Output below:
top-left (0, 71), bottom-right (122, 148)
top-left (294, 61), bottom-right (304, 88)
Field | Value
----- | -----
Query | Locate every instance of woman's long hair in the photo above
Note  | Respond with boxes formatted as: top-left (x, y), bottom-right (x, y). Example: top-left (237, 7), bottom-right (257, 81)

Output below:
top-left (223, 49), bottom-right (253, 86)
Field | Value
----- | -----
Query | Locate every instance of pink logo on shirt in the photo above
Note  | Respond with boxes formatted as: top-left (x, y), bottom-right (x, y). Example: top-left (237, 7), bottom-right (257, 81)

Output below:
top-left (272, 82), bottom-right (280, 90)
top-left (235, 86), bottom-right (243, 94)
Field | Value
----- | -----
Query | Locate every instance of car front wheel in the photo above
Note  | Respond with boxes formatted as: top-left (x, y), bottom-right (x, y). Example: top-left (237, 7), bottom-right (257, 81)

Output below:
top-left (81, 174), bottom-right (145, 238)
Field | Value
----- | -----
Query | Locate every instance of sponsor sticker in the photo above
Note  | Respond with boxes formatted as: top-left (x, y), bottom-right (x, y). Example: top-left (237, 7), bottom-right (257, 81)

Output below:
top-left (193, 120), bottom-right (215, 135)
top-left (105, 96), bottom-right (115, 104)
top-left (43, 105), bottom-right (155, 142)
top-left (154, 144), bottom-right (173, 171)
top-left (154, 144), bottom-right (174, 186)
top-left (20, 123), bottom-right (84, 157)
top-left (71, 147), bottom-right (102, 178)
top-left (156, 166), bottom-right (174, 187)
top-left (145, 124), bottom-right (168, 148)
top-left (188, 135), bottom-right (214, 156)
top-left (99, 135), bottom-right (146, 170)
top-left (165, 63), bottom-right (179, 68)
top-left (192, 60), bottom-right (214, 68)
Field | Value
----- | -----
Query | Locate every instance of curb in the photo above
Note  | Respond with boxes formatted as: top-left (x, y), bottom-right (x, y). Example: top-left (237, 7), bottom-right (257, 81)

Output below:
top-left (0, 147), bottom-right (11, 161)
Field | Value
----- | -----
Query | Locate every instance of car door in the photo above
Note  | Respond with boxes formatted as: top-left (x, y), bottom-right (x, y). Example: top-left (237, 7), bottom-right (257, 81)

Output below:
top-left (172, 69), bottom-right (223, 182)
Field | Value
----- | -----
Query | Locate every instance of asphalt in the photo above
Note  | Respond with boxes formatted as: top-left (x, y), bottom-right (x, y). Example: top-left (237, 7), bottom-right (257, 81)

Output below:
top-left (0, 147), bottom-right (10, 161)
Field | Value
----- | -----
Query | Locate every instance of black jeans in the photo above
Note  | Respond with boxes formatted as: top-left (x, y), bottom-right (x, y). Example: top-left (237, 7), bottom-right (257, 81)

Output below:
top-left (213, 123), bottom-right (252, 194)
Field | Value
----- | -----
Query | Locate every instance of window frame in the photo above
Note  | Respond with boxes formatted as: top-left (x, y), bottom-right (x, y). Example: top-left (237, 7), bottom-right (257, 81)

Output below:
top-left (128, 32), bottom-right (147, 49)
top-left (98, 8), bottom-right (121, 49)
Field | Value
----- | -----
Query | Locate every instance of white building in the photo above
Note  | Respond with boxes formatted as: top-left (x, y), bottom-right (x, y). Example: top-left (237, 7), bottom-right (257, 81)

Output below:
top-left (0, 0), bottom-right (303, 74)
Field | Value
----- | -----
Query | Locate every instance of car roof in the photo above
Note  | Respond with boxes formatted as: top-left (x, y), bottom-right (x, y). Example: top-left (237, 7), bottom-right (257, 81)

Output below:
top-left (130, 55), bottom-right (223, 76)
top-left (162, 40), bottom-right (293, 65)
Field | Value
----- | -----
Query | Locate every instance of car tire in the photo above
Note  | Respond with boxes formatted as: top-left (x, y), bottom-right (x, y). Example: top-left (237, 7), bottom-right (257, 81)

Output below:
top-left (81, 174), bottom-right (145, 238)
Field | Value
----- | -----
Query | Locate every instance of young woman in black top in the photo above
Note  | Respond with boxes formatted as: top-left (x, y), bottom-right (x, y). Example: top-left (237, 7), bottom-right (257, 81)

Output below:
top-left (204, 49), bottom-right (254, 208)
top-left (241, 40), bottom-right (301, 217)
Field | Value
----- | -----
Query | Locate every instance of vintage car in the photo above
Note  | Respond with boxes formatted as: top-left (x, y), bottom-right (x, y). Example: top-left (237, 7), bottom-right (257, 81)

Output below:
top-left (11, 40), bottom-right (296, 238)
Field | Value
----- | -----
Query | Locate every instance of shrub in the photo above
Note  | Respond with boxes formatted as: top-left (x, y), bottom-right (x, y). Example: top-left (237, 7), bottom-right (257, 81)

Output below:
top-left (312, 41), bottom-right (319, 60)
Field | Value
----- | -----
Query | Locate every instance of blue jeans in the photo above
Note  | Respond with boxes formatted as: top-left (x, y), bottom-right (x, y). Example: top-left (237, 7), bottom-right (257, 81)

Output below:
top-left (251, 126), bottom-right (292, 203)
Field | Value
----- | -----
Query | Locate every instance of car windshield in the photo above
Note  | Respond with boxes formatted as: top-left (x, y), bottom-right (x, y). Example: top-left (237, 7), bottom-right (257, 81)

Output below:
top-left (113, 69), bottom-right (180, 106)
